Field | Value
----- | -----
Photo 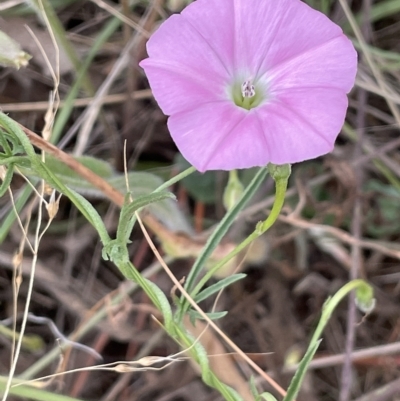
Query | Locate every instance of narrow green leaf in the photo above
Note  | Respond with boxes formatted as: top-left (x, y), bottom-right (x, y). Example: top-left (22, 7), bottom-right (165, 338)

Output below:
top-left (283, 340), bottom-right (322, 401)
top-left (0, 165), bottom-right (14, 197)
top-left (194, 274), bottom-right (246, 303)
top-left (183, 167), bottom-right (268, 295)
top-left (39, 161), bottom-right (111, 245)
top-left (188, 310), bottom-right (228, 321)
top-left (116, 191), bottom-right (176, 245)
top-left (0, 185), bottom-right (32, 243)
top-left (259, 393), bottom-right (279, 401)
top-left (249, 376), bottom-right (259, 399)
top-left (145, 279), bottom-right (174, 332)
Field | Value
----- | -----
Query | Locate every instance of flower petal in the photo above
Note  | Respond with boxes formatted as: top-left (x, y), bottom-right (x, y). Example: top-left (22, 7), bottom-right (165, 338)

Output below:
top-left (168, 103), bottom-right (271, 171)
top-left (268, 35), bottom-right (357, 94)
top-left (232, 0), bottom-right (345, 75)
top-left (142, 13), bottom-right (229, 84)
top-left (180, 0), bottom-right (236, 76)
top-left (140, 61), bottom-right (221, 115)
top-left (256, 88), bottom-right (348, 164)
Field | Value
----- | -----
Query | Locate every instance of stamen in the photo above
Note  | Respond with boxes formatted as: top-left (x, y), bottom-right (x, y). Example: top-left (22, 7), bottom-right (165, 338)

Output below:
top-left (241, 80), bottom-right (256, 98)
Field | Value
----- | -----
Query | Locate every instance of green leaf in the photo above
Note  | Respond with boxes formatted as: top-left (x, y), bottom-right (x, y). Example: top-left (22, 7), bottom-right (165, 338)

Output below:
top-left (258, 393), bottom-right (279, 401)
top-left (116, 191), bottom-right (176, 245)
top-left (283, 340), bottom-right (321, 401)
top-left (0, 184), bottom-right (32, 243)
top-left (104, 191), bottom-right (176, 264)
top-left (57, 160), bottom-right (191, 234)
top-left (145, 279), bottom-right (174, 332)
top-left (188, 310), bottom-right (228, 321)
top-left (43, 155), bottom-right (114, 181)
top-left (0, 165), bottom-right (14, 197)
top-left (249, 376), bottom-right (259, 399)
top-left (17, 153), bottom-right (192, 234)
top-left (182, 167), bottom-right (268, 303)
top-left (194, 274), bottom-right (246, 303)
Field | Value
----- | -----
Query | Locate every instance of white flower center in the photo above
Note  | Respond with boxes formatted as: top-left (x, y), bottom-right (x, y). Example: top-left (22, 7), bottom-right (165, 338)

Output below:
top-left (241, 80), bottom-right (256, 98)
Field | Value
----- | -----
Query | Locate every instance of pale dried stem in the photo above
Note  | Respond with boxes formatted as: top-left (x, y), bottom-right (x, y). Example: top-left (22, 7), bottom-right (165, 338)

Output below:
top-left (0, 90), bottom-right (152, 113)
top-left (278, 214), bottom-right (400, 261)
top-left (73, 0), bottom-right (160, 155)
top-left (352, 377), bottom-right (400, 401)
top-left (284, 341), bottom-right (400, 372)
top-left (90, 0), bottom-right (151, 36)
top-left (340, 0), bottom-right (400, 125)
top-left (135, 213), bottom-right (288, 398)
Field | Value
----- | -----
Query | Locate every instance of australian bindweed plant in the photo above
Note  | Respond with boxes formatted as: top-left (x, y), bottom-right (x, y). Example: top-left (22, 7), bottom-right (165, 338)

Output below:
top-left (0, 0), bottom-right (376, 400)
top-left (0, 110), bottom-right (375, 401)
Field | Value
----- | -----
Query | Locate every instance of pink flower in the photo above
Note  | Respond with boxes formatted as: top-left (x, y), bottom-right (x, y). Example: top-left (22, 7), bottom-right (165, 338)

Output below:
top-left (140, 0), bottom-right (357, 172)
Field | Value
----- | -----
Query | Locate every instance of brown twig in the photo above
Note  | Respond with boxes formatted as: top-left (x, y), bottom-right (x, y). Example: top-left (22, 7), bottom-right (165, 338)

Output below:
top-left (283, 341), bottom-right (400, 373)
top-left (352, 377), bottom-right (400, 401)
top-left (340, 2), bottom-right (371, 399)
top-left (0, 90), bottom-right (152, 113)
top-left (20, 124), bottom-right (125, 207)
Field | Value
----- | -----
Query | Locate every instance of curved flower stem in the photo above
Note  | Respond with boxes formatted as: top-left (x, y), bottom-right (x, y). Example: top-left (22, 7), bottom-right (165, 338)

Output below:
top-left (283, 279), bottom-right (375, 401)
top-left (308, 279), bottom-right (374, 348)
top-left (189, 166), bottom-right (290, 302)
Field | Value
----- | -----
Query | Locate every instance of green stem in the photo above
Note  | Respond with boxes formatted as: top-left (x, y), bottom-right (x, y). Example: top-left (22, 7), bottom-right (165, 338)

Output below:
top-left (283, 279), bottom-right (374, 401)
top-left (309, 279), bottom-right (373, 347)
top-left (190, 172), bottom-right (289, 300)
top-left (176, 167), bottom-right (268, 322)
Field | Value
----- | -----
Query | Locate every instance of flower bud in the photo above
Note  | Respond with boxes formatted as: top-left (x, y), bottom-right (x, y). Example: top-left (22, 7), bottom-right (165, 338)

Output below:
top-left (355, 283), bottom-right (375, 314)
top-left (223, 170), bottom-right (244, 211)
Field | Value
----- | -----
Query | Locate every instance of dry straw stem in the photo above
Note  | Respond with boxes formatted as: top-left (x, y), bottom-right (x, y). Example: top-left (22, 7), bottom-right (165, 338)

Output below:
top-left (3, 11), bottom-right (67, 398)
top-left (13, 353), bottom-right (188, 389)
top-left (284, 340), bottom-right (400, 372)
top-left (2, 172), bottom-right (56, 401)
top-left (135, 212), bottom-right (288, 398)
top-left (89, 0), bottom-right (151, 36)
top-left (0, 90), bottom-right (152, 113)
top-left (340, 0), bottom-right (400, 125)
top-left (73, 0), bottom-right (160, 156)
top-left (3, 8), bottom-right (60, 390)
top-left (16, 258), bottom-right (168, 381)
top-left (278, 214), bottom-right (400, 261)
top-left (352, 377), bottom-right (400, 401)
top-left (20, 125), bottom-right (125, 206)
